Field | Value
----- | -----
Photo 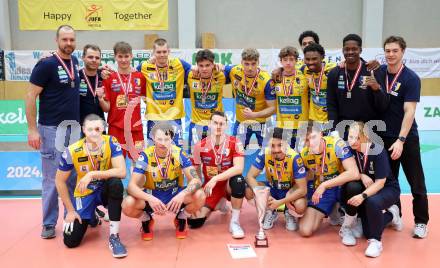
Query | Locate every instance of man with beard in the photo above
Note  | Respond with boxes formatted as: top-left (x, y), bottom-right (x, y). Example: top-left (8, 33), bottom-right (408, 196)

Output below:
top-left (246, 127), bottom-right (308, 232)
top-left (26, 24), bottom-right (81, 239)
top-left (79, 44), bottom-right (105, 126)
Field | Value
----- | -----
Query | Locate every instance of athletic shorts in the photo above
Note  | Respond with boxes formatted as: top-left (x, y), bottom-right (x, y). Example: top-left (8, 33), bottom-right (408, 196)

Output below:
top-left (266, 182), bottom-right (289, 200)
top-left (307, 186), bottom-right (339, 216)
top-left (204, 180), bottom-right (228, 210)
top-left (73, 185), bottom-right (104, 220)
top-left (108, 126), bottom-right (144, 160)
top-left (143, 187), bottom-right (184, 212)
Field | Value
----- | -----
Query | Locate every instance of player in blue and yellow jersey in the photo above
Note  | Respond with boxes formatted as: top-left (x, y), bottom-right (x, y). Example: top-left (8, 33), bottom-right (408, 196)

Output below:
top-left (55, 114), bottom-right (128, 258)
top-left (273, 46), bottom-right (309, 149)
top-left (138, 38), bottom-right (192, 147)
top-left (298, 122), bottom-right (360, 237)
top-left (122, 122), bottom-right (205, 240)
top-left (187, 49), bottom-right (229, 153)
top-left (302, 43), bottom-right (337, 124)
top-left (224, 48), bottom-right (276, 149)
top-left (246, 127), bottom-right (308, 232)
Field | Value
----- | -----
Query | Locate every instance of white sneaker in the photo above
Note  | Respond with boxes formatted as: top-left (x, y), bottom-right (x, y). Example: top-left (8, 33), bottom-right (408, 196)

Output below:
top-left (339, 225), bottom-right (356, 246)
top-left (365, 239), bottom-right (383, 258)
top-left (262, 210), bottom-right (278, 230)
top-left (284, 211), bottom-right (298, 231)
top-left (387, 205), bottom-right (403, 231)
top-left (413, 224), bottom-right (428, 239)
top-left (329, 204), bottom-right (344, 226)
top-left (229, 221), bottom-right (245, 239)
top-left (352, 218), bottom-right (363, 238)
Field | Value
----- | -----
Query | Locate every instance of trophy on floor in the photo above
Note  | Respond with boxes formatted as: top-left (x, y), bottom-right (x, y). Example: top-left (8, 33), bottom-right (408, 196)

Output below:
top-left (253, 185), bottom-right (270, 248)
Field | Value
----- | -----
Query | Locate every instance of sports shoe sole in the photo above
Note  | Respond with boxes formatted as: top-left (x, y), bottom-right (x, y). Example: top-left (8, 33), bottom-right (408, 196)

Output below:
top-left (108, 244), bottom-right (128, 258)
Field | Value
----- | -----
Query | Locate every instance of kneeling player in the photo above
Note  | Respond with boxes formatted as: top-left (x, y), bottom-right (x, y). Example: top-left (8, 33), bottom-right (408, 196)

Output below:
top-left (122, 122), bottom-right (205, 240)
top-left (55, 114), bottom-right (127, 258)
top-left (298, 122), bottom-right (360, 237)
top-left (246, 127), bottom-right (308, 231)
top-left (189, 111), bottom-right (246, 238)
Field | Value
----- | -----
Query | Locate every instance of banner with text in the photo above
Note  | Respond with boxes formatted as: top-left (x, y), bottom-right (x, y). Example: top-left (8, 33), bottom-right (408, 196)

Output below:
top-left (18, 0), bottom-right (168, 30)
top-left (5, 48), bottom-right (440, 81)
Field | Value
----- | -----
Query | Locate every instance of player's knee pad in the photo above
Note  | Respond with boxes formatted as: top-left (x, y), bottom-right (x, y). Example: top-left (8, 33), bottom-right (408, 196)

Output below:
top-left (187, 217), bottom-right (207, 229)
top-left (64, 236), bottom-right (82, 248)
top-left (229, 175), bottom-right (245, 198)
top-left (107, 178), bottom-right (124, 199)
top-left (344, 181), bottom-right (364, 198)
top-left (63, 221), bottom-right (86, 248)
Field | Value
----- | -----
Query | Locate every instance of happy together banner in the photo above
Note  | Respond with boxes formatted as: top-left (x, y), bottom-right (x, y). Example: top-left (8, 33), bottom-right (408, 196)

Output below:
top-left (18, 0), bottom-right (168, 31)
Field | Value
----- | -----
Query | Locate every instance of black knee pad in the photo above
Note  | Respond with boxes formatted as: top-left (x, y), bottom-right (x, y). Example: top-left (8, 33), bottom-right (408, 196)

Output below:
top-left (187, 217), bottom-right (207, 229)
top-left (344, 181), bottom-right (364, 197)
top-left (107, 178), bottom-right (124, 199)
top-left (229, 175), bottom-right (245, 198)
top-left (64, 236), bottom-right (82, 248)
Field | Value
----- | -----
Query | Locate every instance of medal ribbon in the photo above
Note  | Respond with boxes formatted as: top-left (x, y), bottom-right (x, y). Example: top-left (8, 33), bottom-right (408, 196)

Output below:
top-left (344, 62), bottom-right (362, 93)
top-left (54, 52), bottom-right (75, 82)
top-left (386, 64), bottom-right (404, 93)
top-left (82, 69), bottom-right (98, 97)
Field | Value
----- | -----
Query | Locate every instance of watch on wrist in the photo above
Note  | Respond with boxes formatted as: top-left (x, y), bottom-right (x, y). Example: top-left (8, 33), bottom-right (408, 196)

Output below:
top-left (398, 136), bottom-right (406, 143)
top-left (362, 193), bottom-right (368, 199)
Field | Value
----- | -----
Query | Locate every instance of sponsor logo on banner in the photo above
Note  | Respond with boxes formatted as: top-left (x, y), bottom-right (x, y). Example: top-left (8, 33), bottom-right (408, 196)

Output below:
top-left (85, 4), bottom-right (103, 27)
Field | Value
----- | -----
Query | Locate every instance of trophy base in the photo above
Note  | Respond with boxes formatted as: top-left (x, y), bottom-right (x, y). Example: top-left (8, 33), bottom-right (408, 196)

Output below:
top-left (255, 236), bottom-right (269, 248)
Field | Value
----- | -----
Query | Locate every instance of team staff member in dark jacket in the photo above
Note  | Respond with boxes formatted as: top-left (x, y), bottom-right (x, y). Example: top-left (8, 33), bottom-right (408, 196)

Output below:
top-left (327, 34), bottom-right (389, 133)
top-left (375, 36), bottom-right (429, 239)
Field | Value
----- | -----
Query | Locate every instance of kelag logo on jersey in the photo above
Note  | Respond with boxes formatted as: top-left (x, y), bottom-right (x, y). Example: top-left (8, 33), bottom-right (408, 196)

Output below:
top-left (278, 96), bottom-right (302, 114)
top-left (235, 91), bottom-right (256, 110)
top-left (154, 178), bottom-right (178, 190)
top-left (194, 92), bottom-right (218, 109)
top-left (152, 81), bottom-right (177, 100)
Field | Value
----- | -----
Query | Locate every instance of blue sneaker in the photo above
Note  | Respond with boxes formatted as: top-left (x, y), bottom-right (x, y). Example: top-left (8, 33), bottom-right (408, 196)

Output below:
top-left (109, 234), bottom-right (127, 258)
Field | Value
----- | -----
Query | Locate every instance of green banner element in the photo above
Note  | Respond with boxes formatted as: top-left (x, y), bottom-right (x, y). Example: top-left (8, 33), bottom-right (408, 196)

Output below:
top-left (0, 100), bottom-right (38, 135)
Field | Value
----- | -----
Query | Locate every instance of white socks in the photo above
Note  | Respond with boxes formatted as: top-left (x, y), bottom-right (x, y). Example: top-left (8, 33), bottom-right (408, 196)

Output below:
top-left (343, 214), bottom-right (357, 227)
top-left (109, 221), bottom-right (120, 235)
top-left (231, 208), bottom-right (240, 223)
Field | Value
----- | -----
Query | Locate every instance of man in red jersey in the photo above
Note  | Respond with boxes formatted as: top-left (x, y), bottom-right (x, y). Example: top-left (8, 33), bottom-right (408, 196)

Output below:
top-left (99, 41), bottom-right (146, 161)
top-left (189, 111), bottom-right (247, 239)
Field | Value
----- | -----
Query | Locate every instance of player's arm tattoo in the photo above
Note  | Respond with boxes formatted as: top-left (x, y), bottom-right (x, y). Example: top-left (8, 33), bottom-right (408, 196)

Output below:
top-left (186, 168), bottom-right (202, 194)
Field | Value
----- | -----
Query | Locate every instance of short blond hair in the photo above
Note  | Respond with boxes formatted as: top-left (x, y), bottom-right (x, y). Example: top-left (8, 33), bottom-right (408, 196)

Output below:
top-left (241, 48), bottom-right (259, 61)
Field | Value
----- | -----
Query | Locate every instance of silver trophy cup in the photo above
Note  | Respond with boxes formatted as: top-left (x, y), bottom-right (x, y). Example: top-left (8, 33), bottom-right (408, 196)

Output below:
top-left (253, 185), bottom-right (270, 247)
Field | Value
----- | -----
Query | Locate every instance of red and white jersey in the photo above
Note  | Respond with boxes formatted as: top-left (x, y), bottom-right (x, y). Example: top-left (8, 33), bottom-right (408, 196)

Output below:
top-left (103, 71), bottom-right (146, 131)
top-left (193, 135), bottom-right (244, 184)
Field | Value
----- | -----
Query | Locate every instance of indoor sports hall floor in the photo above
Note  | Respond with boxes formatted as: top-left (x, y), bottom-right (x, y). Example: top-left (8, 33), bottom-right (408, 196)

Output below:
top-left (0, 131), bottom-right (438, 267)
